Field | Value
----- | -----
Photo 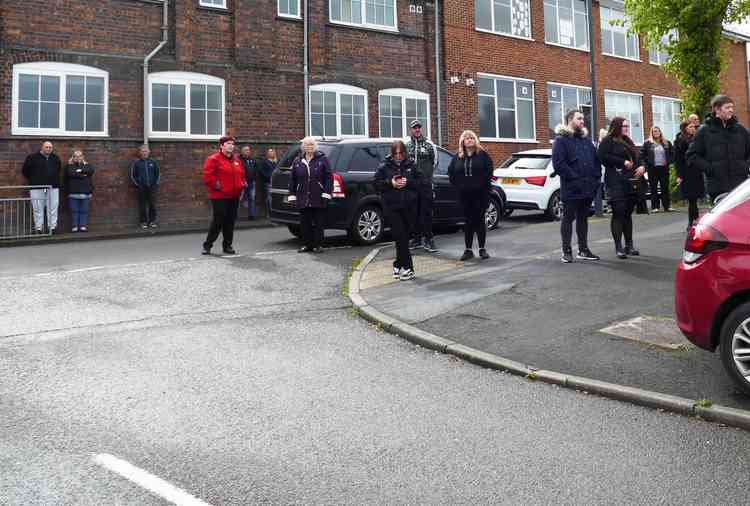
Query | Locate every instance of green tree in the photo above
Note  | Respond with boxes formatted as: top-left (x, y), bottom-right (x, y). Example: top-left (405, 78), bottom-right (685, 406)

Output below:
top-left (622, 0), bottom-right (750, 116)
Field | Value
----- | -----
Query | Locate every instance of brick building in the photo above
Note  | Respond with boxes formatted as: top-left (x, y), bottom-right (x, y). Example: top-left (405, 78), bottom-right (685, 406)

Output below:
top-left (0, 0), bottom-right (437, 230)
top-left (443, 0), bottom-right (750, 164)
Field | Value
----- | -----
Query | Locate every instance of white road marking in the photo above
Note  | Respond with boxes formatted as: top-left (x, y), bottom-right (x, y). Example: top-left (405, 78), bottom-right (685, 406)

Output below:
top-left (93, 453), bottom-right (212, 506)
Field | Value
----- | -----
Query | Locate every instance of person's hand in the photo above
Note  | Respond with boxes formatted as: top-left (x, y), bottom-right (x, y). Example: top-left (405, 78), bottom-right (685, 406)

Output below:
top-left (392, 177), bottom-right (406, 189)
top-left (624, 160), bottom-right (633, 169)
top-left (676, 177), bottom-right (683, 185)
top-left (214, 181), bottom-right (221, 190)
top-left (635, 166), bottom-right (646, 178)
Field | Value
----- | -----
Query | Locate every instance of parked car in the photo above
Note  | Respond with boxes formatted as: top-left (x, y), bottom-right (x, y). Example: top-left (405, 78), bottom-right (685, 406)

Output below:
top-left (675, 179), bottom-right (750, 395)
top-left (269, 138), bottom-right (506, 245)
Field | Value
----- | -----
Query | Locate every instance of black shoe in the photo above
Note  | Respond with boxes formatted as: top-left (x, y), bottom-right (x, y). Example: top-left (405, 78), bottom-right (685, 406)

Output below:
top-left (408, 238), bottom-right (422, 250)
top-left (202, 245), bottom-right (212, 255)
top-left (561, 251), bottom-right (574, 263)
top-left (625, 245), bottom-right (640, 256)
top-left (478, 248), bottom-right (490, 260)
top-left (616, 247), bottom-right (627, 259)
top-left (298, 246), bottom-right (311, 253)
top-left (576, 249), bottom-right (600, 261)
top-left (312, 246), bottom-right (324, 253)
top-left (423, 238), bottom-right (438, 253)
top-left (460, 249), bottom-right (474, 261)
top-left (223, 247), bottom-right (237, 255)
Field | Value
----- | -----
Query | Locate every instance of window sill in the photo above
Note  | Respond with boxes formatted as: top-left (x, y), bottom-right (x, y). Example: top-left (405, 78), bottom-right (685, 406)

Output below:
top-left (329, 20), bottom-right (398, 34)
top-left (12, 129), bottom-right (109, 138)
top-left (475, 28), bottom-right (534, 42)
top-left (277, 13), bottom-right (302, 22)
top-left (544, 41), bottom-right (590, 53)
top-left (149, 134), bottom-right (225, 141)
top-left (197, 5), bottom-right (229, 14)
top-left (601, 52), bottom-right (642, 63)
top-left (480, 138), bottom-right (539, 144)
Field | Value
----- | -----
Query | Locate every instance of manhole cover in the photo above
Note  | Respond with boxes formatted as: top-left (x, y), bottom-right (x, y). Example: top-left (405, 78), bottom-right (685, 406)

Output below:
top-left (600, 316), bottom-right (690, 350)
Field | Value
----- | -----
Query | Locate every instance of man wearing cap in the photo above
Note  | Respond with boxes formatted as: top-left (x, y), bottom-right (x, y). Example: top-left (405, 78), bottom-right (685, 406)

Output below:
top-left (405, 119), bottom-right (438, 252)
top-left (202, 136), bottom-right (247, 255)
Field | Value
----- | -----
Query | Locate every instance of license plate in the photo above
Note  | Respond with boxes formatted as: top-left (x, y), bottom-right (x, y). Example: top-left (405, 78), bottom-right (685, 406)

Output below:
top-left (502, 177), bottom-right (522, 185)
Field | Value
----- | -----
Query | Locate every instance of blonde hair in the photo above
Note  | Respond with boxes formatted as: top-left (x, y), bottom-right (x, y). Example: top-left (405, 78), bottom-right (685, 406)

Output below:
top-left (648, 126), bottom-right (667, 146)
top-left (68, 149), bottom-right (85, 165)
top-left (598, 128), bottom-right (608, 143)
top-left (457, 130), bottom-right (483, 159)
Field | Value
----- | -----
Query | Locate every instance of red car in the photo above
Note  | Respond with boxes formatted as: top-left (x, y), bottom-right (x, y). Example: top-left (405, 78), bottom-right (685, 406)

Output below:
top-left (675, 180), bottom-right (750, 395)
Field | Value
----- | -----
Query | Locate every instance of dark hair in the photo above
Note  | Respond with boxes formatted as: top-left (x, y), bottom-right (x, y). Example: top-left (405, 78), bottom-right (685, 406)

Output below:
top-left (679, 120), bottom-right (693, 136)
top-left (606, 116), bottom-right (638, 159)
top-left (565, 109), bottom-right (583, 124)
top-left (390, 140), bottom-right (407, 157)
top-left (711, 94), bottom-right (734, 110)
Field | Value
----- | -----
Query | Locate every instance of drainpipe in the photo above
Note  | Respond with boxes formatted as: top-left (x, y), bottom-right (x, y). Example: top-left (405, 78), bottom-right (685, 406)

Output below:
top-left (143, 0), bottom-right (169, 146)
top-left (586, 0), bottom-right (598, 138)
top-left (303, 0), bottom-right (310, 136)
top-left (434, 0), bottom-right (443, 146)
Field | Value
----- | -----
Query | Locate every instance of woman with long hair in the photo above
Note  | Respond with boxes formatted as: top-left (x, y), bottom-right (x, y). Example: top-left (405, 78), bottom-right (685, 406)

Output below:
top-left (448, 130), bottom-right (494, 261)
top-left (598, 117), bottom-right (646, 259)
top-left (64, 149), bottom-right (95, 232)
top-left (373, 140), bottom-right (420, 281)
top-left (641, 125), bottom-right (674, 212)
top-left (674, 121), bottom-right (702, 228)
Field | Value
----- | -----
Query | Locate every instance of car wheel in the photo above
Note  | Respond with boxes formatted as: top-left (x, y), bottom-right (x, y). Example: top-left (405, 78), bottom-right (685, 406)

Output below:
top-left (287, 225), bottom-right (302, 238)
top-left (719, 302), bottom-right (750, 396)
top-left (350, 205), bottom-right (384, 246)
top-left (545, 191), bottom-right (563, 221)
top-left (485, 197), bottom-right (502, 230)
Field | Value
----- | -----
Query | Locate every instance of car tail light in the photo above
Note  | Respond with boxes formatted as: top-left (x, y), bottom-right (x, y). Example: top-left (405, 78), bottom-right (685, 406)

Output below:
top-left (524, 176), bottom-right (547, 186)
top-left (332, 172), bottom-right (346, 198)
top-left (491, 175), bottom-right (499, 184)
top-left (683, 224), bottom-right (728, 264)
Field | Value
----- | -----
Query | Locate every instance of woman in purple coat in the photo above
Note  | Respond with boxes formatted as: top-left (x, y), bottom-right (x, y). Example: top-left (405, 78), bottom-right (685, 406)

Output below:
top-left (288, 137), bottom-right (333, 253)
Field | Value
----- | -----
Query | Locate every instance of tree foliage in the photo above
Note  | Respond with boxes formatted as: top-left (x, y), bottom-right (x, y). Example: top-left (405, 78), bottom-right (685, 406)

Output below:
top-left (622, 0), bottom-right (750, 117)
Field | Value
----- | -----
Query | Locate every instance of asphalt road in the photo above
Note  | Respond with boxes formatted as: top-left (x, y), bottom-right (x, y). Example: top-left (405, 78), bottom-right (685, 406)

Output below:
top-left (2, 222), bottom-right (750, 505)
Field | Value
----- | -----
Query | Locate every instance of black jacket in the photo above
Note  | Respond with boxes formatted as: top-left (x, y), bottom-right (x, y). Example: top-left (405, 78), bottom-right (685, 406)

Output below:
top-left (687, 114), bottom-right (750, 196)
top-left (22, 152), bottom-right (63, 188)
top-left (261, 159), bottom-right (277, 183)
top-left (640, 140), bottom-right (674, 171)
top-left (448, 150), bottom-right (494, 193)
top-left (674, 135), bottom-right (704, 199)
top-left (65, 163), bottom-right (95, 194)
top-left (373, 157), bottom-right (421, 211)
top-left (130, 158), bottom-right (160, 187)
top-left (598, 136), bottom-right (642, 202)
top-left (240, 156), bottom-right (257, 183)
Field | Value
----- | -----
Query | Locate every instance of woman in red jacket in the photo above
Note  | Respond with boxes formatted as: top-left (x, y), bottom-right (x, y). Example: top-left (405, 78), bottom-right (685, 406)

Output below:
top-left (202, 136), bottom-right (247, 255)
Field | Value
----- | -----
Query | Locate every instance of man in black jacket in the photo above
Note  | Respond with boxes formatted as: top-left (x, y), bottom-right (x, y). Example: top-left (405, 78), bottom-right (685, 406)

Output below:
top-left (239, 145), bottom-right (258, 220)
top-left (130, 145), bottom-right (161, 228)
top-left (406, 120), bottom-right (439, 252)
top-left (687, 95), bottom-right (750, 202)
top-left (22, 141), bottom-right (62, 233)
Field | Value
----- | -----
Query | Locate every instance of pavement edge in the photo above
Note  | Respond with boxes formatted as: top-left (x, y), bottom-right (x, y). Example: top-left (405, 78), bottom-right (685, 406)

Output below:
top-left (347, 246), bottom-right (750, 432)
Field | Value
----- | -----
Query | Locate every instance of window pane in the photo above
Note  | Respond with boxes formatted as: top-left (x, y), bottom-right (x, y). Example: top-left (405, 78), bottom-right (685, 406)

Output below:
top-left (40, 101), bottom-right (59, 128)
top-left (494, 1), bottom-right (511, 34)
top-left (416, 99), bottom-right (427, 118)
top-left (559, 6), bottom-right (574, 46)
top-left (311, 90), bottom-right (323, 113)
top-left (324, 114), bottom-right (337, 136)
top-left (562, 87), bottom-right (577, 113)
top-left (544, 2), bottom-right (558, 43)
top-left (390, 96), bottom-right (402, 116)
top-left (152, 108), bottom-right (168, 131)
top-left (548, 85), bottom-right (561, 103)
top-left (341, 95), bottom-right (352, 115)
top-left (352, 0), bottom-right (362, 23)
top-left (613, 31), bottom-right (626, 56)
top-left (87, 77), bottom-right (105, 104)
top-left (207, 110), bottom-right (221, 135)
top-left (517, 82), bottom-right (532, 99)
top-left (353, 115), bottom-right (365, 135)
top-left (512, 0), bottom-right (530, 37)
top-left (331, 0), bottom-right (341, 21)
top-left (380, 116), bottom-right (391, 137)
top-left (476, 0), bottom-right (492, 30)
top-left (41, 76), bottom-right (60, 102)
top-left (478, 77), bottom-right (494, 96)
top-left (311, 114), bottom-right (324, 136)
top-left (479, 96), bottom-right (496, 138)
top-left (66, 76), bottom-right (85, 103)
top-left (549, 101), bottom-right (562, 136)
top-left (366, 0), bottom-right (376, 23)
top-left (324, 91), bottom-right (337, 113)
top-left (627, 34), bottom-right (639, 58)
top-left (574, 11), bottom-right (588, 49)
top-left (66, 103), bottom-right (85, 131)
top-left (153, 84), bottom-right (169, 108)
top-left (341, 114), bottom-right (353, 135)
top-left (517, 100), bottom-right (534, 139)
top-left (601, 29), bottom-right (613, 54)
top-left (353, 95), bottom-right (365, 115)
top-left (497, 80), bottom-right (515, 109)
top-left (191, 85), bottom-right (206, 109)
top-left (19, 74), bottom-right (39, 101)
top-left (170, 108), bottom-right (186, 132)
top-left (86, 104), bottom-right (104, 132)
top-left (207, 85), bottom-right (221, 110)
top-left (385, 4), bottom-right (394, 26)
top-left (498, 109), bottom-right (516, 138)
top-left (19, 101), bottom-right (39, 128)
top-left (170, 85), bottom-right (186, 108)
top-left (392, 118), bottom-right (403, 138)
top-left (191, 110), bottom-right (206, 135)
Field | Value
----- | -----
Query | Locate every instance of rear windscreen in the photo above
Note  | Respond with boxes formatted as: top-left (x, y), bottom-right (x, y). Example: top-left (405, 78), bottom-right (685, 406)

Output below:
top-left (500, 156), bottom-right (550, 170)
top-left (710, 179), bottom-right (750, 214)
top-left (279, 144), bottom-right (338, 168)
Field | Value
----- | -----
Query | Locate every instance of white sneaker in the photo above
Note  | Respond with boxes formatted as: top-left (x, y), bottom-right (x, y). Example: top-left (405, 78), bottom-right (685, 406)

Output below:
top-left (392, 267), bottom-right (401, 279)
top-left (71, 227), bottom-right (78, 233)
top-left (399, 268), bottom-right (415, 281)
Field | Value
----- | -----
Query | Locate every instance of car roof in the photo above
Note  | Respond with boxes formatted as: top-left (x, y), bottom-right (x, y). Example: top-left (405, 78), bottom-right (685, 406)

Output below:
top-left (511, 149), bottom-right (552, 157)
top-left (313, 137), bottom-right (404, 145)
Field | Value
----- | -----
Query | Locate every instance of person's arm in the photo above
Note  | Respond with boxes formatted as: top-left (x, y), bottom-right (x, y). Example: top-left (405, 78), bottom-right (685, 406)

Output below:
top-left (321, 157), bottom-right (333, 199)
top-left (597, 138), bottom-right (623, 170)
top-left (687, 128), bottom-right (711, 175)
top-left (373, 163), bottom-right (390, 194)
top-left (591, 143), bottom-right (603, 180)
top-left (130, 161), bottom-right (139, 187)
top-left (154, 160), bottom-right (161, 186)
top-left (83, 163), bottom-right (95, 177)
top-left (639, 142), bottom-right (650, 170)
top-left (551, 139), bottom-right (575, 179)
top-left (483, 152), bottom-right (495, 188)
top-left (674, 141), bottom-right (686, 180)
top-left (405, 161), bottom-right (421, 190)
top-left (22, 155), bottom-right (32, 181)
top-left (287, 161), bottom-right (297, 202)
top-left (203, 156), bottom-right (219, 190)
top-left (447, 156), bottom-right (458, 186)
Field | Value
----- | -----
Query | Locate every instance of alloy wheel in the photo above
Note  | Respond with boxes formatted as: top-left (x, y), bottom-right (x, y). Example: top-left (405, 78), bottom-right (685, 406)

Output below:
top-left (358, 209), bottom-right (382, 243)
top-left (731, 317), bottom-right (750, 381)
top-left (485, 199), bottom-right (499, 229)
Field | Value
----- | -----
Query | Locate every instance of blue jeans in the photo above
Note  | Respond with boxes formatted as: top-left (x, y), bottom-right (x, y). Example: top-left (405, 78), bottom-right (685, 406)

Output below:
top-left (69, 197), bottom-right (91, 228)
top-left (262, 181), bottom-right (271, 217)
top-left (244, 180), bottom-right (256, 218)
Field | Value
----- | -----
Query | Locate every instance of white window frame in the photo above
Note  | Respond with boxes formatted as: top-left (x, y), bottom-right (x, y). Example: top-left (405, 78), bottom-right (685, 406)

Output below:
top-left (478, 73), bottom-right (537, 143)
top-left (329, 0), bottom-right (399, 32)
top-left (546, 82), bottom-right (593, 140)
top-left (12, 62), bottom-right (109, 137)
top-left (600, 5), bottom-right (640, 61)
top-left (278, 0), bottom-right (301, 18)
top-left (649, 30), bottom-right (676, 65)
top-left (651, 95), bottom-right (682, 142)
top-left (147, 71), bottom-right (226, 140)
top-left (475, 0), bottom-right (533, 41)
top-left (604, 89), bottom-right (645, 144)
top-left (378, 89), bottom-right (431, 140)
top-left (543, 0), bottom-right (589, 51)
top-left (309, 83), bottom-right (369, 139)
top-left (199, 0), bottom-right (227, 9)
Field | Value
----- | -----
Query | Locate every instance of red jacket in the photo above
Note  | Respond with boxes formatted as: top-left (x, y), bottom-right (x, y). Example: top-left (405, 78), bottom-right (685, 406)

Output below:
top-left (203, 150), bottom-right (247, 200)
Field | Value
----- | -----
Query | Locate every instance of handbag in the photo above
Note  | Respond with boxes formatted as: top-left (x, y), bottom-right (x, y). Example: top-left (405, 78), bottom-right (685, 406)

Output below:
top-left (627, 178), bottom-right (641, 196)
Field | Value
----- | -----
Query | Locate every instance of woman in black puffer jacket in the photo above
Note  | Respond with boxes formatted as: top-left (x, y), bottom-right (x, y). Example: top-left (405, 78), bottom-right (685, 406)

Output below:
top-left (373, 140), bottom-right (421, 281)
top-left (674, 121), bottom-right (702, 228)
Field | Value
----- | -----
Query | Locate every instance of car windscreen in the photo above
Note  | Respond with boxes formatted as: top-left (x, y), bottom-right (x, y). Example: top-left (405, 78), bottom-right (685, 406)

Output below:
top-left (500, 156), bottom-right (550, 170)
top-left (710, 178), bottom-right (750, 214)
top-left (278, 144), bottom-right (338, 168)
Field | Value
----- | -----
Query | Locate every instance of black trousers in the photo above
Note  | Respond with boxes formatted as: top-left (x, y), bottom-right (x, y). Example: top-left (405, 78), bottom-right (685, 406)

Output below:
top-left (413, 183), bottom-right (434, 240)
top-left (300, 207), bottom-right (326, 249)
top-left (560, 198), bottom-right (592, 252)
top-left (610, 198), bottom-right (637, 248)
top-left (137, 186), bottom-right (157, 224)
top-left (387, 208), bottom-right (414, 270)
top-left (649, 166), bottom-right (671, 210)
top-left (204, 198), bottom-right (239, 250)
top-left (687, 198), bottom-right (700, 228)
top-left (460, 190), bottom-right (488, 250)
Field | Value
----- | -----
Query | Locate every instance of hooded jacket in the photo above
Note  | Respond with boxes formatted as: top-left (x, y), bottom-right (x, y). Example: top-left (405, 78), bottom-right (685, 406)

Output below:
top-left (203, 150), bottom-right (247, 200)
top-left (373, 156), bottom-right (421, 211)
top-left (288, 151), bottom-right (333, 209)
top-left (687, 114), bottom-right (750, 196)
top-left (598, 135), bottom-right (641, 202)
top-left (674, 134), bottom-right (704, 199)
top-left (447, 150), bottom-right (494, 193)
top-left (551, 124), bottom-right (602, 201)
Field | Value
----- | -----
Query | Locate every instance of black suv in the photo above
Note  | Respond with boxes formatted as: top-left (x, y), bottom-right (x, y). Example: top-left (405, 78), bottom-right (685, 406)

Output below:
top-left (269, 139), bottom-right (506, 245)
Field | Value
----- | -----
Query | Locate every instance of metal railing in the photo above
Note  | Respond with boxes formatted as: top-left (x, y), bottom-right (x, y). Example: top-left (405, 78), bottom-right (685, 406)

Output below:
top-left (0, 186), bottom-right (53, 240)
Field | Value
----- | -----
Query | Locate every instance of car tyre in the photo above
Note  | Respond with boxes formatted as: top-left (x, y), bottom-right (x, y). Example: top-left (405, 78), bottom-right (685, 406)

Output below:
top-left (545, 190), bottom-right (563, 221)
top-left (719, 301), bottom-right (750, 396)
top-left (287, 225), bottom-right (302, 238)
top-left (349, 205), bottom-right (384, 246)
top-left (485, 197), bottom-right (502, 230)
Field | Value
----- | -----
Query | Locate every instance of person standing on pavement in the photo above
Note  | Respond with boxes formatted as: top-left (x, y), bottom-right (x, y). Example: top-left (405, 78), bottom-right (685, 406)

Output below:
top-left (406, 120), bottom-right (438, 253)
top-left (448, 130), bottom-right (494, 261)
top-left (374, 140), bottom-right (420, 281)
top-left (130, 145), bottom-right (160, 229)
top-left (641, 126), bottom-right (674, 213)
top-left (202, 136), bottom-right (246, 255)
top-left (687, 94), bottom-right (750, 203)
top-left (64, 149), bottom-right (95, 233)
top-left (261, 148), bottom-right (278, 217)
top-left (674, 121), bottom-right (702, 228)
top-left (598, 117), bottom-right (646, 259)
top-left (21, 140), bottom-right (62, 234)
top-left (593, 128), bottom-right (609, 217)
top-left (552, 110), bottom-right (602, 263)
top-left (239, 145), bottom-right (258, 221)
top-left (288, 137), bottom-right (333, 254)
